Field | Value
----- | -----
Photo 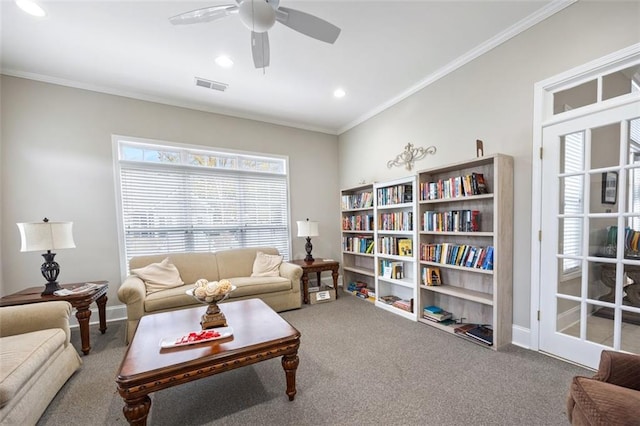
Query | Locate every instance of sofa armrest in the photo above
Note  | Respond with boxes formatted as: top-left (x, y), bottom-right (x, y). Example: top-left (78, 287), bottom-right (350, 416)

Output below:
top-left (593, 350), bottom-right (640, 391)
top-left (0, 301), bottom-right (73, 344)
top-left (279, 262), bottom-right (303, 294)
top-left (117, 275), bottom-right (147, 322)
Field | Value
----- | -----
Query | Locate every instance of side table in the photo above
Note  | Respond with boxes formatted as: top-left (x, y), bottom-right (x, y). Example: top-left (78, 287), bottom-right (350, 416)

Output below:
top-left (0, 281), bottom-right (108, 355)
top-left (289, 259), bottom-right (339, 304)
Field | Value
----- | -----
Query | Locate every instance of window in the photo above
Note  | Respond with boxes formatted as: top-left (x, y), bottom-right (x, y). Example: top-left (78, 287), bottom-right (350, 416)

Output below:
top-left (114, 137), bottom-right (290, 269)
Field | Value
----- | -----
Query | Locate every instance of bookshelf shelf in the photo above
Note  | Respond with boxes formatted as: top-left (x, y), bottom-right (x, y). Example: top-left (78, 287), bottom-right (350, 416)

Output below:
top-left (419, 284), bottom-right (493, 306)
top-left (416, 154), bottom-right (513, 350)
top-left (343, 265), bottom-right (375, 277)
top-left (378, 276), bottom-right (415, 289)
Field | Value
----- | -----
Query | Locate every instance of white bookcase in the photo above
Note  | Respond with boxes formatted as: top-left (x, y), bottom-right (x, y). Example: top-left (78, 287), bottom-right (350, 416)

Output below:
top-left (416, 154), bottom-right (513, 349)
top-left (340, 183), bottom-right (376, 303)
top-left (373, 176), bottom-right (418, 321)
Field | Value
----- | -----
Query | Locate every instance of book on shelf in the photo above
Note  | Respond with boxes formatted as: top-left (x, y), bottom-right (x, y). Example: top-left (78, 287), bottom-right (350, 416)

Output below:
top-left (474, 173), bottom-right (488, 194)
top-left (464, 325), bottom-right (493, 346)
top-left (453, 323), bottom-right (478, 335)
top-left (422, 266), bottom-right (441, 285)
top-left (379, 295), bottom-right (401, 305)
top-left (422, 308), bottom-right (452, 322)
top-left (397, 238), bottom-right (413, 256)
top-left (423, 305), bottom-right (443, 314)
top-left (392, 298), bottom-right (412, 312)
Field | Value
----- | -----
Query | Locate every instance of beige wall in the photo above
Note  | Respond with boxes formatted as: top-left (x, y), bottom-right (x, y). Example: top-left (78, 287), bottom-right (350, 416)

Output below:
top-left (0, 76), bottom-right (339, 303)
top-left (338, 1), bottom-right (640, 329)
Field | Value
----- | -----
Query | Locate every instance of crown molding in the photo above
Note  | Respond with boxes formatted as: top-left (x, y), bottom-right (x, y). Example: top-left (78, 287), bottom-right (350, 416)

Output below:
top-left (337, 0), bottom-right (577, 135)
top-left (0, 69), bottom-right (338, 136)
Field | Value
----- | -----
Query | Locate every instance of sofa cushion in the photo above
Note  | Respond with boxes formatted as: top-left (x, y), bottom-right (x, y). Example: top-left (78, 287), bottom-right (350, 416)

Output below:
top-left (132, 258), bottom-right (184, 294)
top-left (229, 276), bottom-right (292, 297)
top-left (0, 329), bottom-right (66, 408)
top-left (130, 253), bottom-right (219, 287)
top-left (570, 376), bottom-right (640, 424)
top-left (251, 251), bottom-right (283, 277)
top-left (216, 247), bottom-right (279, 279)
top-left (144, 284), bottom-right (201, 313)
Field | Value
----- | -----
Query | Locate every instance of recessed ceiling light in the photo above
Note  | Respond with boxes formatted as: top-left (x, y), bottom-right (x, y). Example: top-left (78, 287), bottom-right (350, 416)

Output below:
top-left (215, 55), bottom-right (234, 68)
top-left (15, 0), bottom-right (46, 17)
top-left (333, 88), bottom-right (346, 98)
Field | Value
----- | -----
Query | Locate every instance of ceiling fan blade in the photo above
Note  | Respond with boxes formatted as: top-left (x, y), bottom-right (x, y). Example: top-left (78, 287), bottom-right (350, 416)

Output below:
top-left (275, 7), bottom-right (340, 44)
top-left (169, 5), bottom-right (238, 25)
top-left (251, 31), bottom-right (270, 68)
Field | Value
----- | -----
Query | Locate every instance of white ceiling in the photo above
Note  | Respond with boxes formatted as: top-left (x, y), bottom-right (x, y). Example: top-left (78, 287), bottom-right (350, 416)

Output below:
top-left (0, 0), bottom-right (568, 134)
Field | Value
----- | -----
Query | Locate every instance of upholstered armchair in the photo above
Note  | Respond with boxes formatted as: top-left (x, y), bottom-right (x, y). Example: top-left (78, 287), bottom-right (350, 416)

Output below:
top-left (566, 350), bottom-right (640, 425)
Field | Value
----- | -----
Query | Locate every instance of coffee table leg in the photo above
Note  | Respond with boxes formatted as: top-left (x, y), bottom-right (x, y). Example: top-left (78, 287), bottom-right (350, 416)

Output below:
top-left (281, 353), bottom-right (299, 401)
top-left (97, 294), bottom-right (108, 334)
top-left (123, 395), bottom-right (151, 426)
top-left (75, 305), bottom-right (92, 355)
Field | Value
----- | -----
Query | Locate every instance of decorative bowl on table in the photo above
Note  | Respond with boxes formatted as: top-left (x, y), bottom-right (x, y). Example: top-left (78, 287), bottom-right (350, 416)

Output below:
top-left (186, 279), bottom-right (236, 329)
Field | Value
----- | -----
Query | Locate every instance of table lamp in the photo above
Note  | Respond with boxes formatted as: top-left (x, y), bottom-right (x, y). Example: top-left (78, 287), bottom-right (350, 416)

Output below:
top-left (297, 218), bottom-right (319, 262)
top-left (17, 218), bottom-right (76, 295)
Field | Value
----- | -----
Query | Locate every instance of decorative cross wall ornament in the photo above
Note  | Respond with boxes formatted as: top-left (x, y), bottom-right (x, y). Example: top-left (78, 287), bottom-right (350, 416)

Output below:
top-left (387, 143), bottom-right (437, 171)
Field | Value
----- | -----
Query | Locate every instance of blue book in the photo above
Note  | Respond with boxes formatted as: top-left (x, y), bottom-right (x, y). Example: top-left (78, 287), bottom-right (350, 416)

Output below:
top-left (423, 305), bottom-right (442, 314)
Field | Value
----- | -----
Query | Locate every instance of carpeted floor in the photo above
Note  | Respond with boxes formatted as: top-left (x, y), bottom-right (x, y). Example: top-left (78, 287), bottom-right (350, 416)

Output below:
top-left (38, 294), bottom-right (591, 425)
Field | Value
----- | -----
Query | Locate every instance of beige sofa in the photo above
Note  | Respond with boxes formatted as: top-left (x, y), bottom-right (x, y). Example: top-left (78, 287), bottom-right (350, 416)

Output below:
top-left (118, 247), bottom-right (303, 343)
top-left (0, 301), bottom-right (82, 425)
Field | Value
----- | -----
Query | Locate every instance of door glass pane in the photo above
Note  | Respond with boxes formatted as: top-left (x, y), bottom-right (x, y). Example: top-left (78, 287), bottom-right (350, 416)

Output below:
top-left (560, 175), bottom-right (583, 214)
top-left (557, 264), bottom-right (581, 297)
top-left (602, 65), bottom-right (640, 101)
top-left (560, 132), bottom-right (584, 173)
top-left (559, 217), bottom-right (582, 258)
top-left (589, 217), bottom-right (616, 256)
top-left (591, 123), bottom-right (621, 170)
top-left (553, 80), bottom-right (597, 114)
top-left (557, 298), bottom-right (580, 336)
top-left (593, 261), bottom-right (617, 301)
top-left (588, 302), bottom-right (615, 346)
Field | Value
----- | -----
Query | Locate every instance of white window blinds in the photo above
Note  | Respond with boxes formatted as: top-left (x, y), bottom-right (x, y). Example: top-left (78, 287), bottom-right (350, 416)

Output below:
top-left (562, 132), bottom-right (584, 274)
top-left (115, 139), bottom-right (290, 265)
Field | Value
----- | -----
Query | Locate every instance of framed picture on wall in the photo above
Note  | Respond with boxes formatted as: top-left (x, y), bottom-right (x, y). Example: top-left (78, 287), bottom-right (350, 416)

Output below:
top-left (601, 171), bottom-right (618, 204)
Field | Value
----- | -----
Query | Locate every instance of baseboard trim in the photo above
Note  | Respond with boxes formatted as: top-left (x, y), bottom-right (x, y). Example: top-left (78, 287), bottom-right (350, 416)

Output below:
top-left (511, 324), bottom-right (531, 349)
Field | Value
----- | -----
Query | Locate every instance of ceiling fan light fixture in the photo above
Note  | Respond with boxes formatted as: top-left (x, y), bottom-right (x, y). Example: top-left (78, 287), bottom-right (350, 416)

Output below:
top-left (239, 0), bottom-right (276, 33)
top-left (215, 55), bottom-right (234, 68)
top-left (15, 0), bottom-right (46, 17)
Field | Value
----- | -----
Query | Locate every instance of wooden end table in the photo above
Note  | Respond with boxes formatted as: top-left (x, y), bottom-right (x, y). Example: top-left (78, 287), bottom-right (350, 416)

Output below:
top-left (0, 281), bottom-right (108, 355)
top-left (116, 298), bottom-right (300, 425)
top-left (289, 259), bottom-right (339, 304)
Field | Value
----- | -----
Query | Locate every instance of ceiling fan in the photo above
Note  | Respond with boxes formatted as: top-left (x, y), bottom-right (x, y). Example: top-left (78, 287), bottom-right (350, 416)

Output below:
top-left (169, 0), bottom-right (341, 69)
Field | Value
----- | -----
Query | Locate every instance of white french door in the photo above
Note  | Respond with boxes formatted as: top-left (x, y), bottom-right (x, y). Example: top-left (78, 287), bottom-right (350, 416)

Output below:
top-left (540, 101), bottom-right (640, 369)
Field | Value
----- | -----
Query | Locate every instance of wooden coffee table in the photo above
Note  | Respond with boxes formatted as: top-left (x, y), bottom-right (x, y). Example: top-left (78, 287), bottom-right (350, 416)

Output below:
top-left (115, 298), bottom-right (301, 425)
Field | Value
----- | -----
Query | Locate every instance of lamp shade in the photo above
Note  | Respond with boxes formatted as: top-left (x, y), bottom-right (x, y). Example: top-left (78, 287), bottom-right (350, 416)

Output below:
top-left (17, 221), bottom-right (76, 252)
top-left (297, 220), bottom-right (319, 238)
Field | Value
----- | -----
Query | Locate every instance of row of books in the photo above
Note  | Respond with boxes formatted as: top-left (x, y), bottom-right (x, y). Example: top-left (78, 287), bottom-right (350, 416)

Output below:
top-left (380, 260), bottom-right (405, 279)
top-left (346, 281), bottom-right (375, 302)
top-left (342, 236), bottom-right (374, 254)
top-left (377, 184), bottom-right (413, 206)
top-left (379, 237), bottom-right (413, 256)
top-left (422, 210), bottom-right (480, 233)
top-left (341, 192), bottom-right (373, 210)
top-left (419, 172), bottom-right (488, 200)
top-left (379, 295), bottom-right (413, 312)
top-left (420, 243), bottom-right (494, 270)
top-left (342, 214), bottom-right (374, 231)
top-left (379, 211), bottom-right (413, 231)
top-left (421, 266), bottom-right (441, 285)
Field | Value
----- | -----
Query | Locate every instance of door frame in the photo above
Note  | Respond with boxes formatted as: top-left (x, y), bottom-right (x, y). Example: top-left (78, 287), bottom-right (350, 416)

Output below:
top-left (531, 42), bottom-right (640, 352)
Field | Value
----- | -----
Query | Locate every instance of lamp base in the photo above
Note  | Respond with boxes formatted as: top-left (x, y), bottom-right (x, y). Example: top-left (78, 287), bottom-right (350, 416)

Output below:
top-left (304, 237), bottom-right (314, 263)
top-left (42, 281), bottom-right (62, 296)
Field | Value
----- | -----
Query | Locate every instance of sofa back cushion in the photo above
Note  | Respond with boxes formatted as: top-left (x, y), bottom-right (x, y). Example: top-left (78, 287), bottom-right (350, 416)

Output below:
top-left (216, 247), bottom-right (280, 278)
top-left (129, 252), bottom-right (219, 285)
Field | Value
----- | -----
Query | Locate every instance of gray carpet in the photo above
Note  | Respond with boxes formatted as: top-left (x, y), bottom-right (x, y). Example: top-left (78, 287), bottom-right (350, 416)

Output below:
top-left (37, 294), bottom-right (591, 425)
